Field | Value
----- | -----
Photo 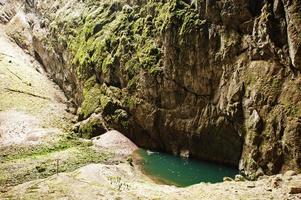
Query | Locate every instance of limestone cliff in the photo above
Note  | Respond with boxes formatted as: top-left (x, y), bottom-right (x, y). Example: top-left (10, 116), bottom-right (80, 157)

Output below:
top-left (2, 0), bottom-right (301, 178)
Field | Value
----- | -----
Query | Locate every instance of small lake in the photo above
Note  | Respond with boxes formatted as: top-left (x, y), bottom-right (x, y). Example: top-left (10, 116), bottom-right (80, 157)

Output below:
top-left (134, 149), bottom-right (238, 187)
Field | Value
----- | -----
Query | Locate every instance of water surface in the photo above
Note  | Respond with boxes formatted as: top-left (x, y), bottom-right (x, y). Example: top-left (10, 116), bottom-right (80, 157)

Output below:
top-left (134, 149), bottom-right (238, 187)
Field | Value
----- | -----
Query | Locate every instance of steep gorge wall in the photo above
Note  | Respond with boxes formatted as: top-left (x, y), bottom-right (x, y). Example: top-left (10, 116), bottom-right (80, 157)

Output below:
top-left (1, 0), bottom-right (301, 178)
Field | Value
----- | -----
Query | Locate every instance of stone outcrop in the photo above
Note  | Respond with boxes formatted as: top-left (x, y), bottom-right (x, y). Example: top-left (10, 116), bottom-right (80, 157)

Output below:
top-left (282, 0), bottom-right (301, 69)
top-left (2, 0), bottom-right (301, 178)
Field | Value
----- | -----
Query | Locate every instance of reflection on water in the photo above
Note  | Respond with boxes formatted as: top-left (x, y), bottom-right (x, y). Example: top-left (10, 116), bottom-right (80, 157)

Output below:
top-left (134, 149), bottom-right (238, 187)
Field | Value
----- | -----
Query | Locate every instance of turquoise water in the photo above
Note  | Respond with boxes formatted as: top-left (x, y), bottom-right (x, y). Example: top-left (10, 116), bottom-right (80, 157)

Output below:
top-left (135, 149), bottom-right (238, 187)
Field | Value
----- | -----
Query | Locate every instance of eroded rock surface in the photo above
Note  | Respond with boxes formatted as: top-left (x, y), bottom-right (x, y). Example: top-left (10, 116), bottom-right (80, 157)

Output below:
top-left (1, 0), bottom-right (301, 178)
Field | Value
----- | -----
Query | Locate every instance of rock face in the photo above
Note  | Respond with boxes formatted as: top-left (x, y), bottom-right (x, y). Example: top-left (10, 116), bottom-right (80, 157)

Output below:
top-left (283, 0), bottom-right (301, 69)
top-left (2, 0), bottom-right (301, 177)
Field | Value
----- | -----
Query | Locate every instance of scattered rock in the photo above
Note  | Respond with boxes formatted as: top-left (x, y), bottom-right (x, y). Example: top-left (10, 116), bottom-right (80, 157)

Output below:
top-left (265, 187), bottom-right (272, 192)
top-left (223, 177), bottom-right (234, 182)
top-left (289, 186), bottom-right (301, 194)
top-left (36, 164), bottom-right (46, 173)
top-left (247, 183), bottom-right (255, 188)
top-left (258, 175), bottom-right (269, 180)
top-left (235, 174), bottom-right (245, 182)
top-left (284, 170), bottom-right (297, 177)
top-left (271, 176), bottom-right (282, 188)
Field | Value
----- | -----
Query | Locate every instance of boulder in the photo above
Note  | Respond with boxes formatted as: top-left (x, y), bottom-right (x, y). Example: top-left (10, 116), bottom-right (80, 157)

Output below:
top-left (92, 130), bottom-right (138, 157)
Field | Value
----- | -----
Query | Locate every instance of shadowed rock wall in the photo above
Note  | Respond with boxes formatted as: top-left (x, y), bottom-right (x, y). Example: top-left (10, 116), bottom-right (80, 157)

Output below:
top-left (2, 0), bottom-right (301, 178)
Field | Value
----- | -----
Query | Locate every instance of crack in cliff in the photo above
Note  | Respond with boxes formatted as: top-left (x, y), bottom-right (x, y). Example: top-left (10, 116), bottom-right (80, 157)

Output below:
top-left (4, 0), bottom-right (299, 177)
top-left (162, 73), bottom-right (211, 101)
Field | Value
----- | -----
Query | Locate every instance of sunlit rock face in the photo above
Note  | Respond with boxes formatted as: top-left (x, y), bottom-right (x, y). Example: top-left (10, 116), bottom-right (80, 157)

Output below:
top-left (3, 0), bottom-right (301, 177)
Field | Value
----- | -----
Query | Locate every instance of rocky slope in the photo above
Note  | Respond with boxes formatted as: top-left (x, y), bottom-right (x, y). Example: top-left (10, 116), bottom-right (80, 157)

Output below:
top-left (1, 164), bottom-right (301, 200)
top-left (1, 0), bottom-right (301, 178)
top-left (0, 24), bottom-right (116, 191)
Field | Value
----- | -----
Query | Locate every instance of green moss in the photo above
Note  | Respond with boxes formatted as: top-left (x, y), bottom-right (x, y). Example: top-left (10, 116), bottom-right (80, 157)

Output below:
top-left (127, 76), bottom-right (139, 92)
top-left (0, 136), bottom-right (86, 162)
top-left (49, 0), bottom-right (183, 86)
top-left (111, 109), bottom-right (129, 129)
top-left (79, 116), bottom-right (106, 139)
top-left (83, 75), bottom-right (97, 95)
top-left (44, 0), bottom-right (206, 131)
top-left (99, 94), bottom-right (112, 109)
top-left (102, 54), bottom-right (115, 73)
top-left (0, 132), bottom-right (112, 188)
top-left (279, 80), bottom-right (301, 117)
top-left (0, 145), bottom-right (110, 188)
top-left (123, 96), bottom-right (139, 110)
top-left (47, 0), bottom-right (203, 91)
top-left (80, 85), bottom-right (103, 119)
top-left (244, 61), bottom-right (284, 104)
top-left (149, 66), bottom-right (163, 76)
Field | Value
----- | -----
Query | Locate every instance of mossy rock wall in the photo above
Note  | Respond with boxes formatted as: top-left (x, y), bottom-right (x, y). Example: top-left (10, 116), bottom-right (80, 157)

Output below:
top-left (20, 0), bottom-right (301, 176)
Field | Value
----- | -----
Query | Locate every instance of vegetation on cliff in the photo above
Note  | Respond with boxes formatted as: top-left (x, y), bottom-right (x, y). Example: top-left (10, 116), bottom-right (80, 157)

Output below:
top-left (3, 0), bottom-right (301, 178)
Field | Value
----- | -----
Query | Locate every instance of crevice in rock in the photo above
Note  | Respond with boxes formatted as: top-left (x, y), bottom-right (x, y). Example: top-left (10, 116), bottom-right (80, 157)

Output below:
top-left (33, 50), bottom-right (47, 73)
top-left (248, 0), bottom-right (264, 17)
top-left (162, 74), bottom-right (212, 100)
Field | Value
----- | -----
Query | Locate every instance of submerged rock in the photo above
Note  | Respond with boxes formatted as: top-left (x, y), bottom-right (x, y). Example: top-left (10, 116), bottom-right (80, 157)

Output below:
top-left (180, 149), bottom-right (190, 159)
